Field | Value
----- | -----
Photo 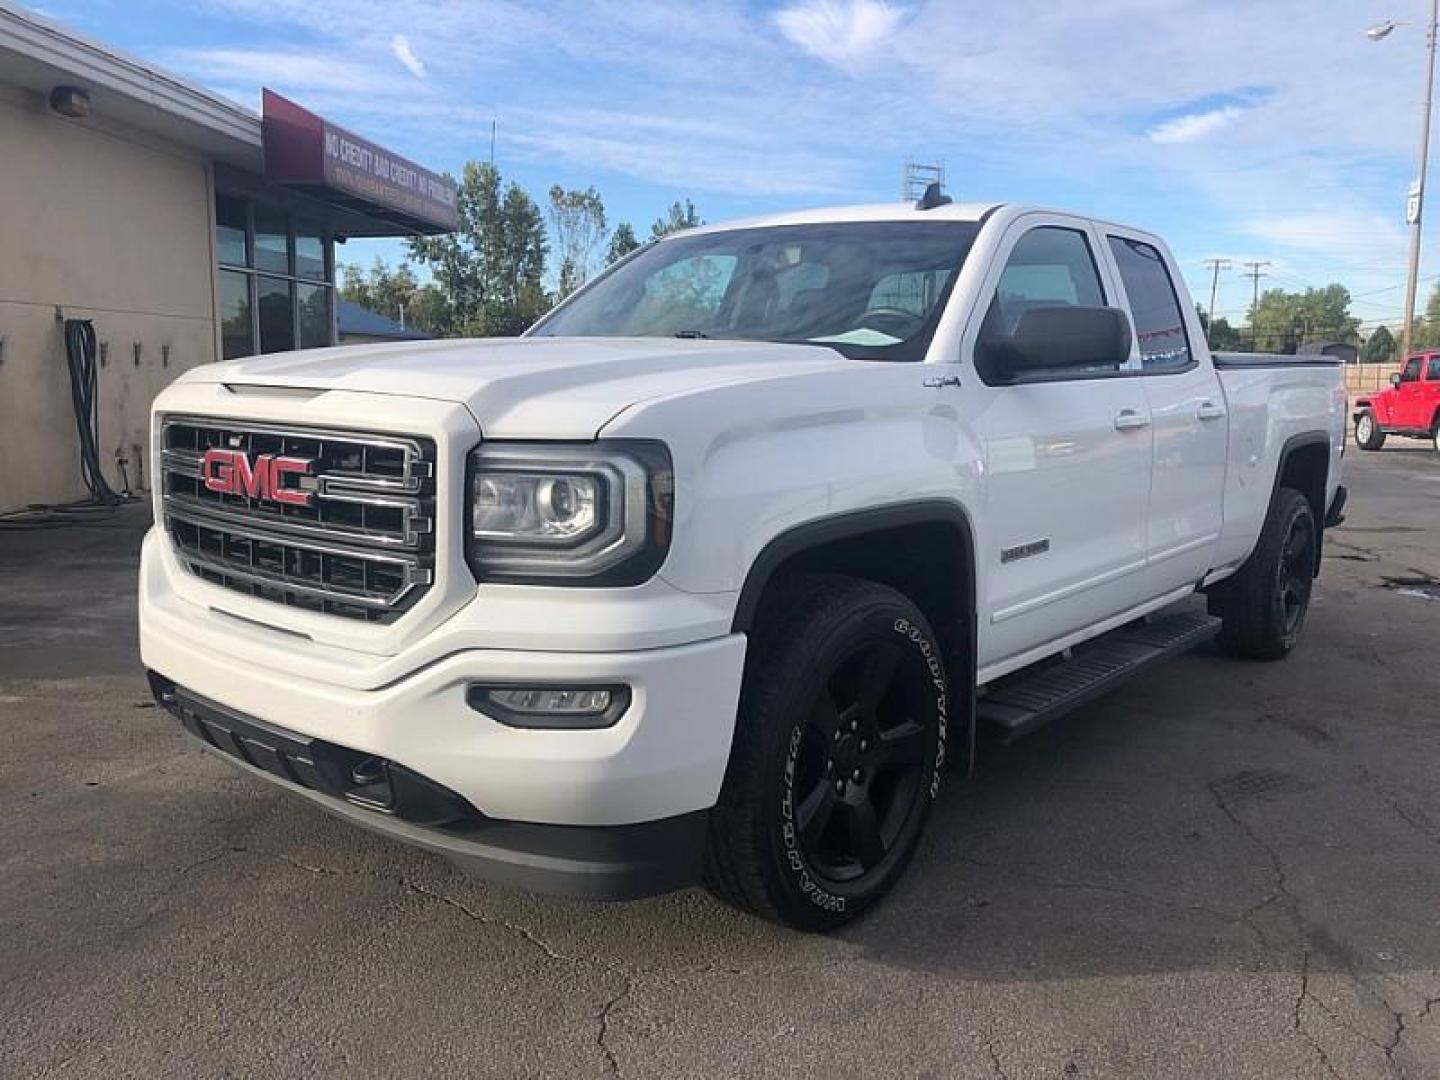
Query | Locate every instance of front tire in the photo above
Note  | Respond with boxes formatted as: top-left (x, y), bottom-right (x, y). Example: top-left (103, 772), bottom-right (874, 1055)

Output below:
top-left (704, 574), bottom-right (949, 931)
top-left (1355, 411), bottom-right (1386, 450)
top-left (1208, 487), bottom-right (1317, 661)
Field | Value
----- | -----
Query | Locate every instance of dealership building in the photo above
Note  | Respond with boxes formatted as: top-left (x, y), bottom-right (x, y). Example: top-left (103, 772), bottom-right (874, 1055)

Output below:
top-left (0, 2), bottom-right (457, 511)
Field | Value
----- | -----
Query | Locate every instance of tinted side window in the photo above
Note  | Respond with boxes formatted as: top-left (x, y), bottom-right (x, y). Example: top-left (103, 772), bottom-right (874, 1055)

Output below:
top-left (985, 226), bottom-right (1105, 339)
top-left (1108, 237), bottom-right (1192, 372)
top-left (1402, 358), bottom-right (1422, 383)
top-left (1427, 356), bottom-right (1440, 381)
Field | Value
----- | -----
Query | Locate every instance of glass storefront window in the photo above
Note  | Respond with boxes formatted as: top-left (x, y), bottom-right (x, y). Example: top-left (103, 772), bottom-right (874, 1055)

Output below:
top-left (295, 224), bottom-right (326, 282)
top-left (297, 282), bottom-right (331, 349)
top-left (216, 192), bottom-right (335, 355)
top-left (219, 269), bottom-right (253, 359)
top-left (257, 276), bottom-right (296, 353)
top-left (254, 205), bottom-right (290, 275)
top-left (216, 195), bottom-right (248, 267)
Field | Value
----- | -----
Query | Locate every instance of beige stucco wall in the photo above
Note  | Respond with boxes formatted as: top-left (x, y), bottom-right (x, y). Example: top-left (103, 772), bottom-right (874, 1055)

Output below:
top-left (0, 85), bottom-right (217, 511)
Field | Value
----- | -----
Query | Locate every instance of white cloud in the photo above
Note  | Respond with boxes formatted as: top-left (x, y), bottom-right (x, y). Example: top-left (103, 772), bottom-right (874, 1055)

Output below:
top-left (1147, 105), bottom-right (1246, 144)
top-left (1244, 211), bottom-right (1407, 259)
top-left (774, 0), bottom-right (907, 71)
top-left (170, 48), bottom-right (384, 96)
top-left (390, 34), bottom-right (425, 79)
top-left (173, 0), bottom-right (1435, 295)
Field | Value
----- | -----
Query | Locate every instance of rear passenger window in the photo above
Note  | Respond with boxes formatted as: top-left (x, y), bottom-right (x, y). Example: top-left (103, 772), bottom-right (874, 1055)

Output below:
top-left (1108, 237), bottom-right (1192, 373)
top-left (1427, 356), bottom-right (1440, 381)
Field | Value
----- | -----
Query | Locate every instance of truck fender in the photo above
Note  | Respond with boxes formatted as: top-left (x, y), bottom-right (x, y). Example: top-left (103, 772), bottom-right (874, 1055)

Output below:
top-left (730, 499), bottom-right (980, 776)
top-left (1267, 431), bottom-right (1333, 574)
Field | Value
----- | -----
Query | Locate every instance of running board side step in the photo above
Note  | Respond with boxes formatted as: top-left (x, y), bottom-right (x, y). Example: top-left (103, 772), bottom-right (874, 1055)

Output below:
top-left (977, 611), bottom-right (1222, 744)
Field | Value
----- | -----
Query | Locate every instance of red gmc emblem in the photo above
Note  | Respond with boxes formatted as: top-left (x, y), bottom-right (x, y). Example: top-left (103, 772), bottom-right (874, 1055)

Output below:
top-left (201, 448), bottom-right (315, 507)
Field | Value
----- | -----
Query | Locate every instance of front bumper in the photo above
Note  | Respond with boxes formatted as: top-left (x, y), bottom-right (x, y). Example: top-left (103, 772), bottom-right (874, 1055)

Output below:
top-left (140, 528), bottom-right (748, 828)
top-left (151, 675), bottom-right (710, 899)
top-left (140, 514), bottom-right (749, 899)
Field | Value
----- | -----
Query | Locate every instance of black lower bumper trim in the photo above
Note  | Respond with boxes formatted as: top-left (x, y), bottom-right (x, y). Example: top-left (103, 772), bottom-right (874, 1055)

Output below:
top-left (149, 670), bottom-right (709, 901)
top-left (149, 671), bottom-right (476, 827)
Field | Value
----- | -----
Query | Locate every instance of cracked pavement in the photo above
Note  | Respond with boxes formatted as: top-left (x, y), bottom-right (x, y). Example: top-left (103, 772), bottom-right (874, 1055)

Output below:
top-left (3, 448), bottom-right (1440, 1078)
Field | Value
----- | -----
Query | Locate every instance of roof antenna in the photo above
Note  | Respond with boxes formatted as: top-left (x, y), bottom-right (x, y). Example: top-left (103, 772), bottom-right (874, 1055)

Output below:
top-left (915, 181), bottom-right (952, 211)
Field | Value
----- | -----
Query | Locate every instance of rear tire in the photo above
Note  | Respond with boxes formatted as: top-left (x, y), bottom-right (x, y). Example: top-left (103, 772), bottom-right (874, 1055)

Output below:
top-left (1207, 487), bottom-right (1317, 661)
top-left (704, 574), bottom-right (949, 931)
top-left (1355, 411), bottom-right (1385, 450)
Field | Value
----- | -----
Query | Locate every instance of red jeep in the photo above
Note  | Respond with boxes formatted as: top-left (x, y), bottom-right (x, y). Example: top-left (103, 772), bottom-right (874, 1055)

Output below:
top-left (1354, 352), bottom-right (1440, 452)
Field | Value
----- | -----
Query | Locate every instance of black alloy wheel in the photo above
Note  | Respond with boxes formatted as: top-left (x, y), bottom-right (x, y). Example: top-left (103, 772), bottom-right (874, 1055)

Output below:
top-left (1275, 507), bottom-right (1315, 638)
top-left (1210, 486), bottom-right (1317, 661)
top-left (703, 574), bottom-right (948, 930)
top-left (791, 641), bottom-right (929, 885)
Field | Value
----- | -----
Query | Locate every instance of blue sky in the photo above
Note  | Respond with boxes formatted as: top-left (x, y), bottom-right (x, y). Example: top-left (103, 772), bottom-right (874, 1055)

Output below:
top-left (35, 0), bottom-right (1440, 333)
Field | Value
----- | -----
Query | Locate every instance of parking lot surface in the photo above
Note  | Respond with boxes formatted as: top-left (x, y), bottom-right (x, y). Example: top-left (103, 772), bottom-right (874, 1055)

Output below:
top-left (3, 448), bottom-right (1439, 1079)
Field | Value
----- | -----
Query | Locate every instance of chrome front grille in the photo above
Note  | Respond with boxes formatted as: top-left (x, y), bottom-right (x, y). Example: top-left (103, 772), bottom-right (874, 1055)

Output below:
top-left (161, 417), bottom-right (438, 623)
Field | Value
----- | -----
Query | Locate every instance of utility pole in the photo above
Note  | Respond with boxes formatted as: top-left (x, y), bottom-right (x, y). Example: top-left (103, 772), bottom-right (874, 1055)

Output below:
top-left (1402, 0), bottom-right (1437, 363)
top-left (1203, 258), bottom-right (1230, 343)
top-left (1368, 3), bottom-right (1438, 363)
top-left (1243, 260), bottom-right (1270, 347)
top-left (489, 119), bottom-right (497, 168)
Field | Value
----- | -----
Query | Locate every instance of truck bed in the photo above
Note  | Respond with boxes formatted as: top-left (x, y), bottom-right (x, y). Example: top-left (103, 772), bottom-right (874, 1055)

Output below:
top-left (1212, 352), bottom-right (1343, 369)
top-left (1208, 354), bottom-right (1347, 575)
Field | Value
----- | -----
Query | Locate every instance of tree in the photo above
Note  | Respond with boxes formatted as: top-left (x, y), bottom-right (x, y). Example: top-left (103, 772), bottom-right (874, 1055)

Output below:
top-left (651, 199), bottom-right (701, 239)
top-left (491, 184), bottom-right (551, 335)
top-left (1362, 325), bottom-right (1397, 365)
top-left (407, 161), bottom-right (550, 337)
top-left (1195, 304), bottom-right (1245, 351)
top-left (1414, 282), bottom-right (1440, 350)
top-left (606, 221), bottom-right (640, 264)
top-left (547, 185), bottom-right (608, 298)
top-left (1249, 284), bottom-right (1359, 354)
top-left (338, 258), bottom-right (449, 336)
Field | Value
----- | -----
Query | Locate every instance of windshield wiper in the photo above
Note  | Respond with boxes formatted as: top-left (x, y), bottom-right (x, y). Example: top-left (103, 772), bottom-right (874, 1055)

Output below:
top-left (673, 329), bottom-right (711, 339)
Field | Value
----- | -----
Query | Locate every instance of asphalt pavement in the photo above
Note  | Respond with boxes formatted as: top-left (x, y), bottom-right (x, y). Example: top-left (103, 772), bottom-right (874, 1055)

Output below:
top-left (2, 446), bottom-right (1439, 1079)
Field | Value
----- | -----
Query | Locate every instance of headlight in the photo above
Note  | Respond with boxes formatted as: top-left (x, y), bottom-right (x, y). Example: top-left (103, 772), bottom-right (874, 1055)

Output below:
top-left (465, 441), bottom-right (673, 584)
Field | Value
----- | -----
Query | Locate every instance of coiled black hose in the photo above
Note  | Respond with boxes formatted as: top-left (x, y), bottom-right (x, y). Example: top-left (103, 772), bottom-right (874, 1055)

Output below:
top-left (0, 320), bottom-right (138, 528)
top-left (63, 318), bottom-right (121, 506)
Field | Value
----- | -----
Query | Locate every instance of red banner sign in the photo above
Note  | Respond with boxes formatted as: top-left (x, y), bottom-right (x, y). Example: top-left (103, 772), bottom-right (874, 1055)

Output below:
top-left (262, 89), bottom-right (458, 234)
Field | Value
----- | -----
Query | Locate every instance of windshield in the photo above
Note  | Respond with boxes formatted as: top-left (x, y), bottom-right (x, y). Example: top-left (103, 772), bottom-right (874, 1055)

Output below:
top-left (530, 221), bottom-right (982, 361)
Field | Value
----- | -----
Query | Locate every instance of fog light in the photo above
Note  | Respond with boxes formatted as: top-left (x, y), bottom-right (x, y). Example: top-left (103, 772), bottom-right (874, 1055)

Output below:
top-left (467, 684), bottom-right (630, 729)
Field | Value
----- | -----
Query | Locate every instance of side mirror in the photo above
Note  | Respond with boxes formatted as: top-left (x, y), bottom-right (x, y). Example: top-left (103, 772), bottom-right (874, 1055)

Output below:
top-left (1390, 372), bottom-right (1402, 388)
top-left (977, 305), bottom-right (1133, 383)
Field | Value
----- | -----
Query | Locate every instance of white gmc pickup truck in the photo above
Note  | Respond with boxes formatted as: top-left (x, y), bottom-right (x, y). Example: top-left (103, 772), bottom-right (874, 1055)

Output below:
top-left (142, 196), bottom-right (1347, 930)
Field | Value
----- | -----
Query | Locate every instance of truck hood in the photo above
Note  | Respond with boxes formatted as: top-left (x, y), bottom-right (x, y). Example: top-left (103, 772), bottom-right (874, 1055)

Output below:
top-left (187, 336), bottom-right (856, 438)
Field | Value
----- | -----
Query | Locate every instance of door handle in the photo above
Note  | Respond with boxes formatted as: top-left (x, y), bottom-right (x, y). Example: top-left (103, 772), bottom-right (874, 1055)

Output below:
top-left (1113, 410), bottom-right (1151, 432)
top-left (1197, 401), bottom-right (1227, 421)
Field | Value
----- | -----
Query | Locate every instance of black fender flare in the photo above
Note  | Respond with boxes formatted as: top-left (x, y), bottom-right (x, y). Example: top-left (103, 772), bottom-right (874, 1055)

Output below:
top-left (1268, 430), bottom-right (1333, 574)
top-left (730, 499), bottom-right (979, 775)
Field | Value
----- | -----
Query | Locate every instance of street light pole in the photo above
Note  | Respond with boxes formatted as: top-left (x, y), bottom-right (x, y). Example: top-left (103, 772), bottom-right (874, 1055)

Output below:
top-left (1375, 1), bottom-right (1439, 363)
top-left (1402, 0), bottom-right (1438, 361)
